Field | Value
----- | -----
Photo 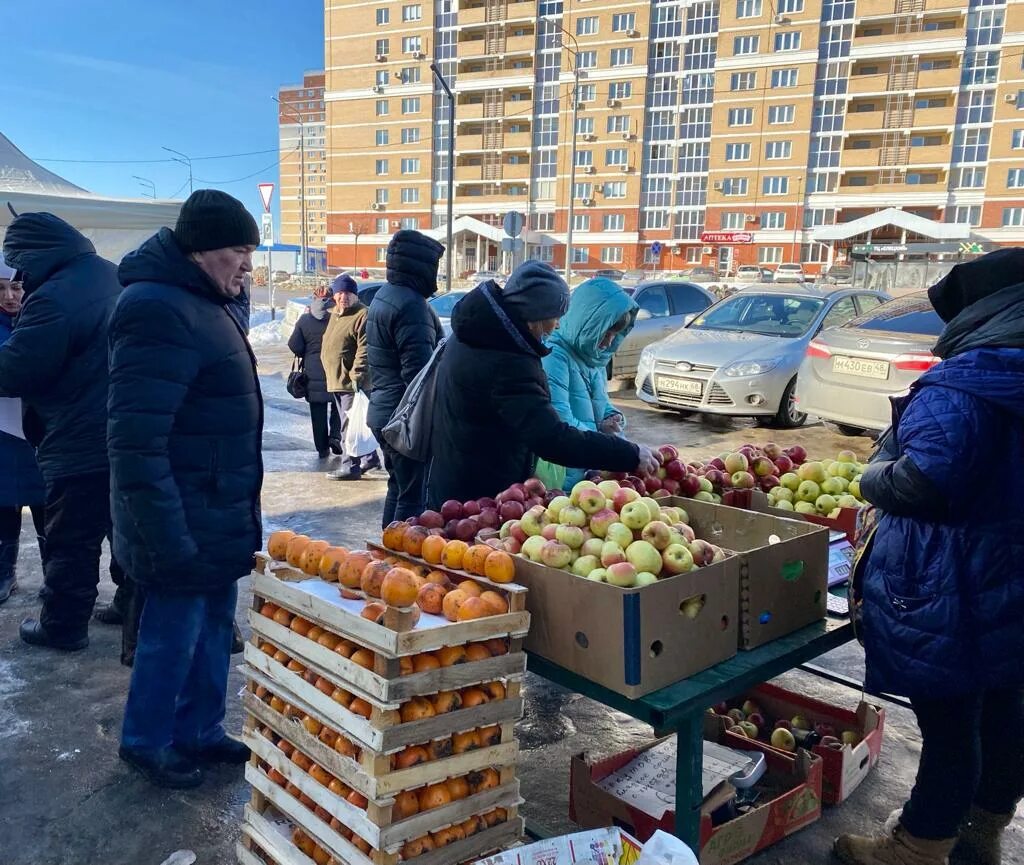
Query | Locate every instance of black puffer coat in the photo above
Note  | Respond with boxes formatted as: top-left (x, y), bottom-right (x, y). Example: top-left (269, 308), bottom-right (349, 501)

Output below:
top-left (0, 213), bottom-right (120, 480)
top-left (288, 296), bottom-right (333, 403)
top-left (366, 231), bottom-right (444, 430)
top-left (427, 281), bottom-right (640, 505)
top-left (109, 228), bottom-right (263, 592)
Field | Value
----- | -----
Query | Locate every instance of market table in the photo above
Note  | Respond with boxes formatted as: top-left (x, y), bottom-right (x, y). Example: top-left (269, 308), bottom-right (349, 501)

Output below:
top-left (525, 618), bottom-right (856, 854)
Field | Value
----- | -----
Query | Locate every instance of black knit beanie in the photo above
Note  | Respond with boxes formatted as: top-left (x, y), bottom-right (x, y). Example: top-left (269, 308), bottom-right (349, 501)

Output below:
top-left (173, 189), bottom-right (260, 254)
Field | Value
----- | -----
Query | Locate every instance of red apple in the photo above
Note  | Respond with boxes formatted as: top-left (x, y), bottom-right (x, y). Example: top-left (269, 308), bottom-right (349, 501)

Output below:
top-left (661, 478), bottom-right (681, 495)
top-left (785, 445), bottom-right (808, 465)
top-left (658, 444), bottom-right (679, 463)
top-left (478, 508), bottom-right (500, 529)
top-left (510, 521), bottom-right (528, 545)
top-left (440, 500), bottom-right (463, 522)
top-left (704, 469), bottom-right (726, 490)
top-left (501, 487), bottom-right (525, 504)
top-left (774, 719), bottom-right (793, 731)
top-left (751, 457), bottom-right (775, 478)
top-left (406, 516), bottom-right (419, 526)
top-left (526, 496), bottom-right (545, 509)
top-left (644, 475), bottom-right (663, 493)
top-left (709, 457), bottom-right (726, 471)
top-left (478, 496), bottom-right (497, 511)
top-left (444, 519), bottom-right (460, 537)
top-left (455, 518), bottom-right (478, 541)
top-left (499, 500), bottom-right (525, 522)
top-left (773, 455), bottom-right (794, 475)
top-left (523, 478), bottom-right (547, 498)
top-left (664, 459), bottom-right (686, 481)
top-left (759, 475), bottom-right (780, 492)
top-left (418, 510), bottom-right (445, 529)
top-left (462, 500), bottom-right (482, 517)
top-left (679, 474), bottom-right (701, 497)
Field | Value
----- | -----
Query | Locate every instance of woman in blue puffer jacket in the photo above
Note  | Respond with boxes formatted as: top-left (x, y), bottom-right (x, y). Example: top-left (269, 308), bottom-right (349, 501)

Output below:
top-left (541, 278), bottom-right (638, 491)
top-left (835, 248), bottom-right (1024, 865)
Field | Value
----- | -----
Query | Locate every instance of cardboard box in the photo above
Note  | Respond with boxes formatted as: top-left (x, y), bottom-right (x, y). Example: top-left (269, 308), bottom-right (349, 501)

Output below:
top-left (725, 489), bottom-right (859, 544)
top-left (717, 683), bottom-right (885, 806)
top-left (513, 554), bottom-right (739, 699)
top-left (569, 726), bottom-right (822, 865)
top-left (666, 497), bottom-right (829, 650)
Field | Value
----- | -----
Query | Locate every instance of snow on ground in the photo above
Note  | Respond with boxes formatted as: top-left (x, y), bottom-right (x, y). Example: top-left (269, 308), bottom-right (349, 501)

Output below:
top-left (249, 305), bottom-right (285, 347)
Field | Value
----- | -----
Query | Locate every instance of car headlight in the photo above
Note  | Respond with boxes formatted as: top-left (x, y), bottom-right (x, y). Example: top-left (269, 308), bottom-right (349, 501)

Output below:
top-left (722, 359), bottom-right (781, 377)
top-left (639, 346), bottom-right (656, 371)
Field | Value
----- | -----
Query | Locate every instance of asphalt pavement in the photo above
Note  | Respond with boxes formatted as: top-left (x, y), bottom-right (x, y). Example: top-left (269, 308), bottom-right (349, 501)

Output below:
top-left (0, 342), bottom-right (1019, 865)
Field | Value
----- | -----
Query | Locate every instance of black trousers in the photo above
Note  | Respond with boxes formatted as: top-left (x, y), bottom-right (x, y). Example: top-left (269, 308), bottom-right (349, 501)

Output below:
top-left (0, 504), bottom-right (46, 542)
top-left (901, 688), bottom-right (1024, 839)
top-left (371, 428), bottom-right (426, 528)
top-left (39, 471), bottom-right (123, 640)
top-left (309, 399), bottom-right (341, 454)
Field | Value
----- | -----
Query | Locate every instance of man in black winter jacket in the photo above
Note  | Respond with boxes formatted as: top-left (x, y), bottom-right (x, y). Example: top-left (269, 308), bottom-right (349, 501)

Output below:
top-left (111, 190), bottom-right (262, 788)
top-left (0, 213), bottom-right (124, 651)
top-left (366, 230), bottom-right (444, 526)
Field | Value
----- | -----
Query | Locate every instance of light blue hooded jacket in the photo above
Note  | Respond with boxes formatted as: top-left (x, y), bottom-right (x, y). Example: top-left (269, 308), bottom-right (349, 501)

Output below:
top-left (541, 278), bottom-right (638, 489)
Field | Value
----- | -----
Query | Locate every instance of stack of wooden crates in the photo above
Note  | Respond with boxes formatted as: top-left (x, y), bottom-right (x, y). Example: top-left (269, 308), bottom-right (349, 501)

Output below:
top-left (236, 553), bottom-right (530, 865)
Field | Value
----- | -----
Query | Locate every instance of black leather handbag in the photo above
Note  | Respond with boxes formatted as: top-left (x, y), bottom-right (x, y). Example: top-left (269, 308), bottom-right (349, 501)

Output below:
top-left (286, 357), bottom-right (308, 399)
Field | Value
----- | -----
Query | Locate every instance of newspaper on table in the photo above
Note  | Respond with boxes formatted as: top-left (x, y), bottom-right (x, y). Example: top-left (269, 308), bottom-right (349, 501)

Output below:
top-left (474, 827), bottom-right (642, 865)
top-left (594, 737), bottom-right (758, 820)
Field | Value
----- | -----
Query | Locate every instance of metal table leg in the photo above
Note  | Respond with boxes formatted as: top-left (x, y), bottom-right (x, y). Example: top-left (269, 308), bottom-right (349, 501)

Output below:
top-left (674, 709), bottom-right (704, 856)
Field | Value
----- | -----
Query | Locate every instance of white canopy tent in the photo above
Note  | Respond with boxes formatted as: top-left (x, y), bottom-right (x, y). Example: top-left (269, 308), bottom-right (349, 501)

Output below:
top-left (0, 132), bottom-right (182, 263)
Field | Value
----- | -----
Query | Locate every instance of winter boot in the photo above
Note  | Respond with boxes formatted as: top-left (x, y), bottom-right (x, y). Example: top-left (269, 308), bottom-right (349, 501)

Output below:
top-left (835, 811), bottom-right (957, 865)
top-left (0, 537), bottom-right (18, 604)
top-left (950, 806), bottom-right (1015, 865)
top-left (231, 620), bottom-right (245, 654)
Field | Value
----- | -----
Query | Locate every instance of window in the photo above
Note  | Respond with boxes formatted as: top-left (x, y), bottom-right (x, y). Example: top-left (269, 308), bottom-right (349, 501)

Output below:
top-left (762, 176), bottom-right (789, 195)
top-left (731, 72), bottom-right (756, 91)
top-left (1013, 130), bottom-right (1024, 150)
top-left (578, 84), bottom-right (597, 103)
top-left (721, 212), bottom-right (745, 229)
top-left (774, 32), bottom-right (801, 51)
top-left (606, 148), bottom-right (628, 166)
top-left (759, 247), bottom-right (783, 264)
top-left (771, 68), bottom-right (798, 88)
top-left (1003, 208), bottom-right (1024, 227)
top-left (906, 172), bottom-right (938, 185)
top-left (953, 167), bottom-right (985, 188)
top-left (375, 99), bottom-right (388, 116)
top-left (728, 107), bottom-right (754, 126)
top-left (575, 150), bottom-right (593, 167)
top-left (605, 181), bottom-right (627, 198)
top-left (768, 105), bottom-right (795, 124)
top-left (725, 143), bottom-right (751, 161)
top-left (821, 297), bottom-right (857, 331)
top-left (915, 97), bottom-right (945, 109)
top-left (643, 211), bottom-right (668, 230)
top-left (401, 4), bottom-right (422, 21)
top-left (608, 82), bottom-right (632, 100)
top-left (571, 247), bottom-right (589, 264)
top-left (721, 177), bottom-right (748, 195)
top-left (668, 282), bottom-right (712, 314)
top-left (601, 247), bottom-right (624, 264)
top-left (610, 48), bottom-right (634, 66)
top-left (762, 211), bottom-right (786, 229)
top-left (375, 38), bottom-right (390, 55)
top-left (376, 7), bottom-right (389, 24)
top-left (577, 51), bottom-right (597, 69)
top-left (607, 115), bottom-right (630, 133)
top-left (576, 16), bottom-right (598, 35)
top-left (1016, 90), bottom-right (1024, 110)
top-left (574, 182), bottom-right (593, 200)
top-left (376, 247), bottom-right (387, 263)
top-left (573, 214), bottom-right (591, 231)
top-left (910, 135), bottom-right (942, 147)
top-left (400, 217), bottom-right (418, 230)
top-left (531, 212), bottom-right (554, 230)
top-left (612, 12), bottom-right (635, 31)
top-left (375, 129), bottom-right (389, 146)
top-left (375, 218), bottom-right (388, 233)
top-left (635, 286), bottom-right (669, 317)
top-left (375, 188), bottom-right (389, 204)
top-left (375, 159), bottom-right (389, 175)
top-left (946, 206), bottom-right (981, 226)
top-left (603, 213), bottom-right (625, 231)
top-left (734, 35), bottom-right (760, 55)
top-left (401, 127), bottom-right (420, 144)
top-left (576, 117), bottom-right (595, 135)
top-left (400, 187), bottom-right (419, 204)
top-left (777, 0), bottom-right (803, 11)
top-left (765, 140), bottom-right (793, 160)
top-left (1009, 169), bottom-right (1024, 189)
top-left (401, 97), bottom-right (420, 114)
top-left (736, 0), bottom-right (762, 17)
top-left (399, 67), bottom-right (420, 84)
top-left (402, 35), bottom-right (421, 53)
top-left (375, 70), bottom-right (389, 87)
top-left (846, 175), bottom-right (868, 186)
top-left (401, 158), bottom-right (420, 174)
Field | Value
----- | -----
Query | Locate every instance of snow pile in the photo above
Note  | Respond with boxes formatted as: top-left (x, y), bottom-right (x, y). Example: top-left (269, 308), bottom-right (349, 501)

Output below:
top-left (249, 318), bottom-right (285, 347)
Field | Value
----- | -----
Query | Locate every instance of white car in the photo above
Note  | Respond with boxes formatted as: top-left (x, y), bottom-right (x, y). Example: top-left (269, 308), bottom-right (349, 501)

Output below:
top-left (735, 265), bottom-right (774, 283)
top-left (774, 263), bottom-right (807, 284)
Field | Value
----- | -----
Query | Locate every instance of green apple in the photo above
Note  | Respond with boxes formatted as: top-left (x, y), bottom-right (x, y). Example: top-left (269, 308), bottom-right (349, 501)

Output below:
top-left (635, 572), bottom-right (658, 587)
top-left (570, 479), bottom-right (599, 506)
top-left (795, 501), bottom-right (816, 515)
top-left (625, 540), bottom-right (663, 575)
top-left (821, 477), bottom-right (844, 496)
top-left (571, 555), bottom-right (600, 577)
top-left (546, 495), bottom-right (571, 521)
top-left (780, 472), bottom-right (800, 491)
top-left (640, 497), bottom-right (663, 523)
top-left (605, 522), bottom-right (634, 549)
top-left (770, 727), bottom-right (796, 752)
top-left (848, 477), bottom-right (862, 499)
top-left (796, 480), bottom-right (821, 503)
top-left (815, 494), bottom-right (838, 515)
top-left (837, 494), bottom-right (860, 509)
top-left (773, 487), bottom-right (794, 503)
top-left (798, 462), bottom-right (827, 484)
top-left (774, 499), bottom-right (795, 511)
top-left (620, 501), bottom-right (652, 530)
top-left (587, 568), bottom-right (608, 582)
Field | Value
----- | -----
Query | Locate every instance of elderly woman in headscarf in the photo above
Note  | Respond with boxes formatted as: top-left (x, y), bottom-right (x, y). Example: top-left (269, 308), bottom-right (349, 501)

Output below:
top-left (287, 285), bottom-right (340, 459)
top-left (542, 277), bottom-right (637, 491)
top-left (426, 261), bottom-right (657, 506)
top-left (0, 256), bottom-right (45, 603)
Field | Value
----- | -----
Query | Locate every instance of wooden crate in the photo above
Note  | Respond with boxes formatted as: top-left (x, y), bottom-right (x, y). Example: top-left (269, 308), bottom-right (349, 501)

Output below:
top-left (251, 572), bottom-right (530, 657)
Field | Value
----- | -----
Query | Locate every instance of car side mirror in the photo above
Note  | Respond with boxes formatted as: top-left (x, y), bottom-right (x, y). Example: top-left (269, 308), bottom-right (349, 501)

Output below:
top-left (682, 313), bottom-right (697, 327)
top-left (636, 309), bottom-right (653, 321)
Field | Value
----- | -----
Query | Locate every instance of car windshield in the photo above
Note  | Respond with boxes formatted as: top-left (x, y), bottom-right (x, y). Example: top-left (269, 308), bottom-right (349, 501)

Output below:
top-left (691, 294), bottom-right (825, 337)
top-left (845, 294), bottom-right (943, 336)
top-left (429, 292), bottom-right (466, 317)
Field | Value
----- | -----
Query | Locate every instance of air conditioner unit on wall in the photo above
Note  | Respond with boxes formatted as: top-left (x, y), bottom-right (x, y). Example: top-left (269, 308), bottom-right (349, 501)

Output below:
top-left (621, 132), bottom-right (634, 140)
top-left (773, 14), bottom-right (789, 23)
top-left (372, 85), bottom-right (384, 93)
top-left (582, 198), bottom-right (595, 206)
top-left (745, 213), bottom-right (757, 222)
top-left (413, 51), bottom-right (426, 60)
top-left (607, 99), bottom-right (621, 108)
top-left (713, 181), bottom-right (724, 191)
top-left (376, 54), bottom-right (387, 62)
top-left (581, 133), bottom-right (597, 142)
top-left (703, 246), bottom-right (714, 255)
top-left (626, 28), bottom-right (640, 37)
top-left (370, 202), bottom-right (384, 211)
top-left (1005, 93), bottom-right (1018, 103)
top-left (391, 220), bottom-right (401, 227)
top-left (619, 164), bottom-right (630, 173)
top-left (583, 165), bottom-right (596, 174)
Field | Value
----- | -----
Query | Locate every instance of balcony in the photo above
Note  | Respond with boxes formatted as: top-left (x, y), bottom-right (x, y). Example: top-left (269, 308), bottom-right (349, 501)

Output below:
top-left (917, 66), bottom-right (960, 90)
top-left (456, 101), bottom-right (488, 120)
top-left (841, 147), bottom-right (885, 168)
top-left (844, 110), bottom-right (886, 132)
top-left (501, 163), bottom-right (531, 181)
top-left (455, 164), bottom-right (490, 182)
top-left (905, 143), bottom-right (951, 164)
top-left (459, 0), bottom-right (536, 26)
top-left (459, 5), bottom-right (490, 26)
top-left (459, 131), bottom-right (532, 150)
top-left (857, 0), bottom-right (966, 17)
top-left (455, 188), bottom-right (529, 203)
top-left (912, 105), bottom-right (954, 127)
top-left (839, 178), bottom-right (948, 195)
top-left (458, 64), bottom-right (533, 85)
top-left (458, 39), bottom-right (493, 59)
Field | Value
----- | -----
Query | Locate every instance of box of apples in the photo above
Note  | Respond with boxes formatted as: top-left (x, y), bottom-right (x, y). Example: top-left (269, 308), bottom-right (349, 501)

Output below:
top-left (707, 683), bottom-right (885, 806)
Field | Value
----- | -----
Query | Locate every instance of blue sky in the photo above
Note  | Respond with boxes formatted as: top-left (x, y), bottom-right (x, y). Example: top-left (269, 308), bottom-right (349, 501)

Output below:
top-left (2, 1), bottom-right (324, 218)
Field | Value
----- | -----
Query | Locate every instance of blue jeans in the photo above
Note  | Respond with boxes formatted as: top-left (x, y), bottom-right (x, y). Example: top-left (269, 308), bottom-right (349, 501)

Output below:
top-left (121, 583), bottom-right (238, 753)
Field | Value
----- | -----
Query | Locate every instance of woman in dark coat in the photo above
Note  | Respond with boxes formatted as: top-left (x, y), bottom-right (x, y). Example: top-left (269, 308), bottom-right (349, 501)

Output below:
top-left (427, 261), bottom-right (656, 506)
top-left (0, 258), bottom-right (45, 602)
top-left (288, 287), bottom-right (341, 458)
top-left (834, 249), bottom-right (1024, 865)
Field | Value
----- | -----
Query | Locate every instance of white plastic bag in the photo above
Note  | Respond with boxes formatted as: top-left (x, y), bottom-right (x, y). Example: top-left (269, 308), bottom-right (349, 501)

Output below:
top-left (636, 831), bottom-right (699, 865)
top-left (344, 390), bottom-right (378, 458)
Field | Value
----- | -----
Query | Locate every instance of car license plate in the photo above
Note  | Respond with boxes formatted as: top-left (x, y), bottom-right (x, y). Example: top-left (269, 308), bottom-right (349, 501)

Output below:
top-left (656, 376), bottom-right (703, 396)
top-left (832, 355), bottom-right (890, 380)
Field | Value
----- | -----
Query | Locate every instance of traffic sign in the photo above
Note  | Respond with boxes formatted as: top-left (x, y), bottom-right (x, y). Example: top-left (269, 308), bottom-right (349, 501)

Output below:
top-left (258, 183), bottom-right (274, 213)
top-left (503, 211), bottom-right (525, 238)
top-left (959, 241), bottom-right (984, 255)
top-left (500, 238), bottom-right (524, 253)
top-left (650, 241), bottom-right (663, 256)
top-left (700, 231), bottom-right (753, 244)
top-left (261, 213), bottom-right (274, 245)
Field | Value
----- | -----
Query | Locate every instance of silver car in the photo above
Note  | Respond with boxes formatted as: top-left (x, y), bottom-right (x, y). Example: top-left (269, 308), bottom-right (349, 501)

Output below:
top-left (611, 281), bottom-right (715, 378)
top-left (635, 286), bottom-right (890, 427)
top-left (796, 292), bottom-right (943, 435)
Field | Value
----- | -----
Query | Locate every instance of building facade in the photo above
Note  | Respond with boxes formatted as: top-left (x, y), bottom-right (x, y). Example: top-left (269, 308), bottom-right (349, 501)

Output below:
top-left (278, 71), bottom-right (328, 252)
top-left (322, 0), bottom-right (1024, 274)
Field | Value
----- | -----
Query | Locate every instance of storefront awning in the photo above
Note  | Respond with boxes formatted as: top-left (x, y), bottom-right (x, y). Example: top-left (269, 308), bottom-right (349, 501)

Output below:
top-left (812, 207), bottom-right (969, 243)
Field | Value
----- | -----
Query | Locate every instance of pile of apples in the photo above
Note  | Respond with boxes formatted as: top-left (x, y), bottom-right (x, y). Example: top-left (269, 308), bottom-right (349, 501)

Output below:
top-left (408, 478), bottom-right (557, 542)
top-left (765, 450), bottom-right (867, 518)
top-left (497, 478), bottom-right (729, 589)
top-left (708, 698), bottom-right (861, 753)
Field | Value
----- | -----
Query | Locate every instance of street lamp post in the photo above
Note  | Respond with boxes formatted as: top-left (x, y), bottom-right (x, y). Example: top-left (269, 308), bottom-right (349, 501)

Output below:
top-left (559, 29), bottom-right (581, 282)
top-left (161, 147), bottom-right (192, 194)
top-left (430, 63), bottom-right (455, 291)
top-left (274, 97), bottom-right (308, 275)
top-left (132, 175), bottom-right (156, 199)
top-left (791, 175), bottom-right (804, 264)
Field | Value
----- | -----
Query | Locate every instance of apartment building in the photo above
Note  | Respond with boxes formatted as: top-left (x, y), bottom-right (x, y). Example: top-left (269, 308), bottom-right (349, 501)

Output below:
top-left (278, 72), bottom-right (328, 253)
top-left (322, 0), bottom-right (1024, 274)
